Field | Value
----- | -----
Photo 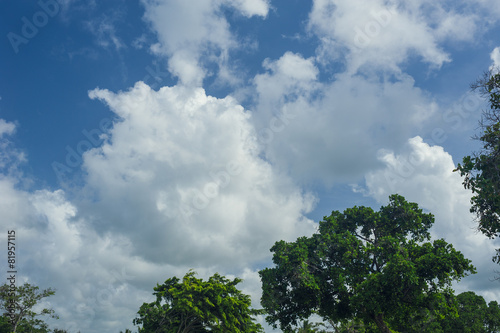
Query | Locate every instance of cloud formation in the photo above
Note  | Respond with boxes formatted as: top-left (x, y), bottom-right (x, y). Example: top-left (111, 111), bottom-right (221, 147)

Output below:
top-left (307, 0), bottom-right (484, 73)
top-left (84, 82), bottom-right (316, 268)
top-left (141, 0), bottom-right (269, 86)
top-left (251, 52), bottom-right (437, 185)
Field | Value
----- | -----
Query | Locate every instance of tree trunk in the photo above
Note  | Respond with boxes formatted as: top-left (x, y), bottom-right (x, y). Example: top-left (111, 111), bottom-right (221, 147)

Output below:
top-left (373, 313), bottom-right (392, 333)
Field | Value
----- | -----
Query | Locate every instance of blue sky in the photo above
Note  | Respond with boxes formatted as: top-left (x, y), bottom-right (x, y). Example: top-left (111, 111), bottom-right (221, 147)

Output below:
top-left (2, 0), bottom-right (500, 332)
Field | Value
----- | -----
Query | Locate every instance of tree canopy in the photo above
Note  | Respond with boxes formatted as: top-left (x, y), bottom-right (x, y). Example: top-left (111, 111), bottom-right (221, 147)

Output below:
top-left (455, 72), bottom-right (500, 262)
top-left (134, 270), bottom-right (264, 333)
top-left (0, 282), bottom-right (57, 333)
top-left (259, 194), bottom-right (476, 333)
top-left (437, 291), bottom-right (500, 333)
top-left (301, 291), bottom-right (500, 333)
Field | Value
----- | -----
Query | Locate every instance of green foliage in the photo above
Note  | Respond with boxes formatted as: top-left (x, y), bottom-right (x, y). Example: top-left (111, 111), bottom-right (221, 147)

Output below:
top-left (0, 283), bottom-right (57, 333)
top-left (300, 291), bottom-right (500, 333)
top-left (0, 316), bottom-right (13, 333)
top-left (386, 290), bottom-right (452, 333)
top-left (436, 291), bottom-right (500, 333)
top-left (295, 318), bottom-right (379, 333)
top-left (485, 300), bottom-right (500, 332)
top-left (259, 195), bottom-right (476, 333)
top-left (455, 72), bottom-right (500, 262)
top-left (293, 320), bottom-right (326, 332)
top-left (329, 318), bottom-right (378, 333)
top-left (134, 271), bottom-right (264, 333)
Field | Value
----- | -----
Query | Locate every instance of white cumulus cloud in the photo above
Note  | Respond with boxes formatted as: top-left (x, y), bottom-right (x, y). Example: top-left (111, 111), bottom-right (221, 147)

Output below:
top-left (307, 0), bottom-right (487, 74)
top-left (84, 82), bottom-right (316, 268)
top-left (252, 53), bottom-right (437, 185)
top-left (141, 0), bottom-right (269, 86)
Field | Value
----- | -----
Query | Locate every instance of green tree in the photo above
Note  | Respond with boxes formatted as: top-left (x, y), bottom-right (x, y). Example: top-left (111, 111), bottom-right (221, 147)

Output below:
top-left (259, 195), bottom-right (476, 333)
top-left (485, 300), bottom-right (500, 333)
top-left (0, 283), bottom-right (57, 333)
top-left (455, 72), bottom-right (500, 262)
top-left (349, 291), bottom-right (500, 333)
top-left (440, 291), bottom-right (487, 333)
top-left (133, 271), bottom-right (264, 333)
top-left (436, 291), bottom-right (500, 333)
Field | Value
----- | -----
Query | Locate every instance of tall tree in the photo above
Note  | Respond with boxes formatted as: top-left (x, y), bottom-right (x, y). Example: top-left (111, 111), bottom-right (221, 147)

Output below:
top-left (134, 271), bottom-right (264, 333)
top-left (0, 283), bottom-right (57, 333)
top-left (455, 72), bottom-right (500, 262)
top-left (259, 195), bottom-right (475, 333)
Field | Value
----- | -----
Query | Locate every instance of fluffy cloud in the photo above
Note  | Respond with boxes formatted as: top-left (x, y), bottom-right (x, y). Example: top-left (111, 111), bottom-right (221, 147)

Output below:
top-left (252, 52), bottom-right (320, 122)
top-left (84, 82), bottom-right (316, 268)
top-left (141, 0), bottom-right (269, 86)
top-left (230, 0), bottom-right (269, 17)
top-left (251, 52), bottom-right (437, 185)
top-left (308, 0), bottom-right (484, 73)
top-left (361, 136), bottom-right (500, 300)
